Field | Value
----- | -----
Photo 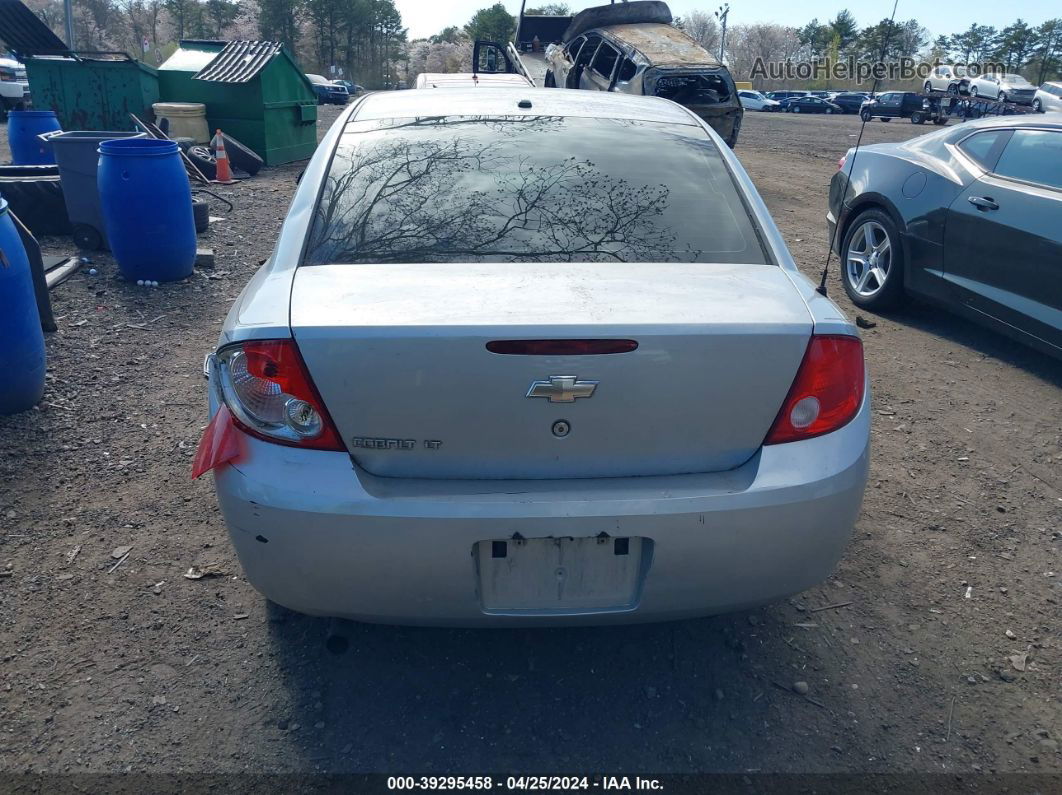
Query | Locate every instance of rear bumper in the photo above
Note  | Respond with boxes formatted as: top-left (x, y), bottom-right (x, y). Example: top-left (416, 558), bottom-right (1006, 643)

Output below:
top-left (213, 388), bottom-right (870, 626)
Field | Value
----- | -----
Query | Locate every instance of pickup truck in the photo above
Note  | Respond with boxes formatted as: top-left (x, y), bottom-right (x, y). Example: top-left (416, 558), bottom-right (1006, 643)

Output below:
top-left (472, 1), bottom-right (743, 147)
top-left (0, 53), bottom-right (29, 113)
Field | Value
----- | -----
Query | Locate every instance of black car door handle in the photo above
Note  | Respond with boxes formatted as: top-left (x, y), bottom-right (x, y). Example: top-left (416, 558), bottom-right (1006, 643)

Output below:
top-left (968, 196), bottom-right (999, 211)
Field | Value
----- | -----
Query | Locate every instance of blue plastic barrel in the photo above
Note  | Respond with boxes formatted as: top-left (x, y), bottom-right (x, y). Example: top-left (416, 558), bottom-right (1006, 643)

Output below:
top-left (8, 110), bottom-right (61, 165)
top-left (97, 138), bottom-right (196, 282)
top-left (0, 198), bottom-right (46, 414)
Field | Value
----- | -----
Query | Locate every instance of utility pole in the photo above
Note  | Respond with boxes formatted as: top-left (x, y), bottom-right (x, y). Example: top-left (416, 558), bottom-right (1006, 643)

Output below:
top-left (715, 3), bottom-right (729, 63)
top-left (63, 0), bottom-right (75, 50)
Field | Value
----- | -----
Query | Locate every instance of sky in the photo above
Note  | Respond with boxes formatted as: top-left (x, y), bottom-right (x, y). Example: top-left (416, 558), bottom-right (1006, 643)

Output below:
top-left (395, 0), bottom-right (1060, 41)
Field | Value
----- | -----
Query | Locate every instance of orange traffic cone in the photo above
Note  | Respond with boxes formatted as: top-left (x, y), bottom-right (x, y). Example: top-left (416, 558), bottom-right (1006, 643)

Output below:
top-left (211, 129), bottom-right (234, 184)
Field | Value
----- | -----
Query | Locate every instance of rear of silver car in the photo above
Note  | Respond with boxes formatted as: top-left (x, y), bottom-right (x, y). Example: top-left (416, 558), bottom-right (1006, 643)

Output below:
top-left (203, 90), bottom-right (869, 626)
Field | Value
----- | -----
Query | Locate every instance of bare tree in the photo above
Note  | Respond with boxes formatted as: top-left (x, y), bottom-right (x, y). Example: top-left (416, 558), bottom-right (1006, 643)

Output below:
top-left (677, 11), bottom-right (720, 55)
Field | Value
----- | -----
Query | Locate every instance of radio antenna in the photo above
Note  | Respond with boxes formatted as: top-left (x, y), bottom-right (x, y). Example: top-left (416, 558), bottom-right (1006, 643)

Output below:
top-left (818, 0), bottom-right (901, 297)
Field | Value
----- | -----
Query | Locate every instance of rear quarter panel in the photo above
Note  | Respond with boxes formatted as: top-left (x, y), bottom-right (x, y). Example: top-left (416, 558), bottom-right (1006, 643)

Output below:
top-left (834, 144), bottom-right (972, 301)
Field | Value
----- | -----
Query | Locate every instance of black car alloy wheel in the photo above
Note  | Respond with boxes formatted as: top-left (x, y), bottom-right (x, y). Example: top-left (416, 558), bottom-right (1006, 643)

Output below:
top-left (841, 209), bottom-right (905, 310)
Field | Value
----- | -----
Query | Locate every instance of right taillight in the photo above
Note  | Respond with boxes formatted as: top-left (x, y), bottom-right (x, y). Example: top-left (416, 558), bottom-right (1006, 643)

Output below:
top-left (764, 335), bottom-right (865, 445)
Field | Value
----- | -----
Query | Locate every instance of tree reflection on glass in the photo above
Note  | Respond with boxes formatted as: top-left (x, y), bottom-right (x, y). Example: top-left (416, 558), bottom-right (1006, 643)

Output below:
top-left (305, 115), bottom-right (689, 264)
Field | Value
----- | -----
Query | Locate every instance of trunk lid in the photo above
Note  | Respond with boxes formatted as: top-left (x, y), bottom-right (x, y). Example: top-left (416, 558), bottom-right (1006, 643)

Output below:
top-left (291, 263), bottom-right (812, 480)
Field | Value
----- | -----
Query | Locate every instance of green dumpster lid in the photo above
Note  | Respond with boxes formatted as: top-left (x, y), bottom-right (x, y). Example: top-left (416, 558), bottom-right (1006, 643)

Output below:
top-left (193, 40), bottom-right (283, 83)
top-left (0, 0), bottom-right (70, 58)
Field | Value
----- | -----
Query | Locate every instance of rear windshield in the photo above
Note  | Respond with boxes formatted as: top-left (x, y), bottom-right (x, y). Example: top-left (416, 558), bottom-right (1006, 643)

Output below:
top-left (304, 115), bottom-right (768, 265)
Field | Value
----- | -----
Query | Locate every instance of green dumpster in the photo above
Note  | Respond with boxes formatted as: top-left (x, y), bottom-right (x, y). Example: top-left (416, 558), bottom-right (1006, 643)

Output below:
top-left (158, 40), bottom-right (318, 166)
top-left (24, 53), bottom-right (158, 132)
top-left (0, 0), bottom-right (157, 131)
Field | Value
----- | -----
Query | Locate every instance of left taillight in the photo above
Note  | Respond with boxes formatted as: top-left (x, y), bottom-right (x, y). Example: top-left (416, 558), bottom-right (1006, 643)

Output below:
top-left (214, 339), bottom-right (346, 451)
top-left (764, 335), bottom-right (865, 445)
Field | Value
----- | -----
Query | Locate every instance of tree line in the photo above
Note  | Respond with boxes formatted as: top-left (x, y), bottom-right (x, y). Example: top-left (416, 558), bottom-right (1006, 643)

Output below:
top-left (20, 0), bottom-right (408, 89)
top-left (15, 1), bottom-right (1062, 91)
top-left (412, 4), bottom-right (1062, 90)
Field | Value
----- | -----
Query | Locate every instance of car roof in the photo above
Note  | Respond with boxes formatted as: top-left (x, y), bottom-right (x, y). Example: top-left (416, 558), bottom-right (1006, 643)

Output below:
top-left (599, 23), bottom-right (721, 66)
top-left (415, 73), bottom-right (534, 88)
top-left (352, 86), bottom-right (701, 126)
top-left (957, 112), bottom-right (1062, 132)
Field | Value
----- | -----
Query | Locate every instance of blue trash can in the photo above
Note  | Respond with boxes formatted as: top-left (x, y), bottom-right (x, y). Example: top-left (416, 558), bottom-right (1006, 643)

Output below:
top-left (97, 138), bottom-right (196, 282)
top-left (39, 130), bottom-right (148, 250)
top-left (0, 197), bottom-right (46, 414)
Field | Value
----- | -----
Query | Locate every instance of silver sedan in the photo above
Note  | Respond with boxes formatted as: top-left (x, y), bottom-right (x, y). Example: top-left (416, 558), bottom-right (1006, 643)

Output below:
top-left (198, 87), bottom-right (870, 626)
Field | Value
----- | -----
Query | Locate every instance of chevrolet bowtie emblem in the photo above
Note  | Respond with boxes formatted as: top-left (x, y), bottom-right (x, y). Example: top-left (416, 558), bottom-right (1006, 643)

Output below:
top-left (526, 375), bottom-right (598, 403)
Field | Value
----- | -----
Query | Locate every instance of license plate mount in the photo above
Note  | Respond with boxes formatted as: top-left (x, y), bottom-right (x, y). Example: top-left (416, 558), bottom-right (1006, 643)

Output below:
top-left (476, 535), bottom-right (648, 613)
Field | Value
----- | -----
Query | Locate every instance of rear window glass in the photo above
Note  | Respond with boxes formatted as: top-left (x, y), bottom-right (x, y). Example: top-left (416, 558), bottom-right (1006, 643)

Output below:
top-left (653, 74), bottom-right (731, 104)
top-left (304, 116), bottom-right (767, 265)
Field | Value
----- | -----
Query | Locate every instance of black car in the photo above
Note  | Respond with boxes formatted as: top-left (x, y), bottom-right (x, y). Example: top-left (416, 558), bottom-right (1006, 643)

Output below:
top-left (765, 90), bottom-right (808, 101)
top-left (785, 96), bottom-right (843, 114)
top-left (306, 73), bottom-right (349, 105)
top-left (828, 116), bottom-right (1062, 358)
top-left (859, 91), bottom-right (925, 122)
top-left (831, 92), bottom-right (871, 114)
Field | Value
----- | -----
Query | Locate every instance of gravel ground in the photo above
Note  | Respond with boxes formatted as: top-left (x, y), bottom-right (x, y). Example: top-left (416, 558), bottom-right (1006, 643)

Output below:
top-left (0, 105), bottom-right (1059, 777)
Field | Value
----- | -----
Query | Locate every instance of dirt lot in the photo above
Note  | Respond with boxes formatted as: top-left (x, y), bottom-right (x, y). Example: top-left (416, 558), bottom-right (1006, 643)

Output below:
top-left (1, 106), bottom-right (1059, 778)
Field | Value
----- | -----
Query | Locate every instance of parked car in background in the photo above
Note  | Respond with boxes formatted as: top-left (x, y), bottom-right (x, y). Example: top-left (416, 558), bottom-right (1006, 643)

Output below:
top-left (306, 73), bottom-right (349, 105)
top-left (534, 1), bottom-right (744, 147)
top-left (738, 90), bottom-right (780, 111)
top-left (200, 86), bottom-right (870, 625)
top-left (333, 80), bottom-right (363, 95)
top-left (1033, 82), bottom-right (1062, 113)
top-left (786, 96), bottom-right (843, 114)
top-left (859, 91), bottom-right (925, 121)
top-left (924, 64), bottom-right (964, 93)
top-left (0, 53), bottom-right (29, 113)
top-left (968, 71), bottom-right (1036, 104)
top-left (831, 92), bottom-right (871, 114)
top-left (829, 115), bottom-right (1062, 358)
top-left (765, 90), bottom-right (809, 102)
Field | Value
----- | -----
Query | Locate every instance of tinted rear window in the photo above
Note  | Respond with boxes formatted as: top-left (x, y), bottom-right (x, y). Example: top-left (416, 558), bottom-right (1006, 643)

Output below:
top-left (304, 116), bottom-right (767, 265)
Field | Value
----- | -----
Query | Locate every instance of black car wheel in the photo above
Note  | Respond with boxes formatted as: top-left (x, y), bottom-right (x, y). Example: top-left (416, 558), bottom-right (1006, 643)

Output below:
top-left (793, 106), bottom-right (801, 113)
top-left (911, 111), bottom-right (925, 124)
top-left (1033, 98), bottom-right (1042, 112)
top-left (841, 209), bottom-right (905, 310)
top-left (860, 110), bottom-right (871, 122)
top-left (924, 81), bottom-right (933, 93)
top-left (187, 145), bottom-right (218, 181)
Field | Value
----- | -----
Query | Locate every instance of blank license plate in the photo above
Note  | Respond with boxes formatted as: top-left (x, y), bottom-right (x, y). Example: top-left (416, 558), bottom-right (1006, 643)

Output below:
top-left (476, 536), bottom-right (646, 612)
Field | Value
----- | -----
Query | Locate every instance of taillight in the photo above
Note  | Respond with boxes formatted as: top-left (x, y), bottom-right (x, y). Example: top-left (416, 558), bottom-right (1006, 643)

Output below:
top-left (215, 340), bottom-right (345, 451)
top-left (838, 153), bottom-right (848, 170)
top-left (764, 335), bottom-right (865, 445)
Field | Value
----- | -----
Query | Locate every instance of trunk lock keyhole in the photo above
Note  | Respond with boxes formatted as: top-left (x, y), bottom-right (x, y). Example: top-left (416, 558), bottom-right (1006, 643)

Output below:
top-left (552, 420), bottom-right (571, 438)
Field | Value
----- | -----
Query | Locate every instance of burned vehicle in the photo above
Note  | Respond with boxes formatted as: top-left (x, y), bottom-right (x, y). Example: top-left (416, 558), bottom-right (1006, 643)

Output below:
top-left (475, 1), bottom-right (743, 147)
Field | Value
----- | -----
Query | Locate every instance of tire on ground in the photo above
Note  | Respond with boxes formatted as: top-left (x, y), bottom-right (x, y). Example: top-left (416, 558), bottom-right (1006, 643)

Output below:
top-left (187, 145), bottom-right (217, 181)
top-left (840, 207), bottom-right (906, 311)
top-left (215, 133), bottom-right (263, 176)
top-left (0, 166), bottom-right (72, 237)
top-left (192, 197), bottom-right (209, 234)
